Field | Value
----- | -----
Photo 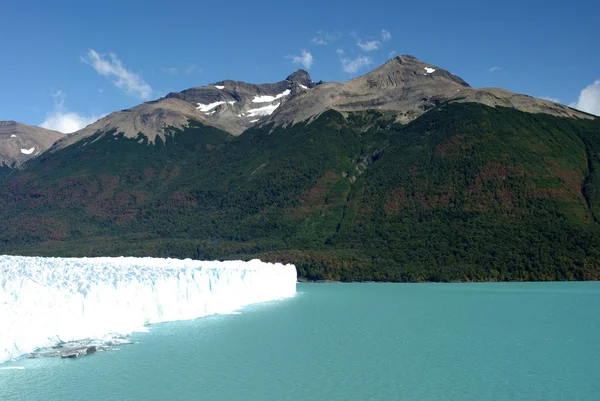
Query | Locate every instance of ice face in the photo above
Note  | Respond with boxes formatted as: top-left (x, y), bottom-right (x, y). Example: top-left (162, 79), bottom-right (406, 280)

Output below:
top-left (0, 256), bottom-right (297, 363)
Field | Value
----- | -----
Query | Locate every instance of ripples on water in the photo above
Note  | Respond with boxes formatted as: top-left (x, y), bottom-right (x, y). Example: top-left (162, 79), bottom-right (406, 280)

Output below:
top-left (1, 282), bottom-right (599, 401)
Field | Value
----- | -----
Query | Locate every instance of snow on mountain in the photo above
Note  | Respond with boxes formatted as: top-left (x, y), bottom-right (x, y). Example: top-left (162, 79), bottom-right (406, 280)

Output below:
top-left (196, 101), bottom-right (227, 112)
top-left (252, 89), bottom-right (291, 103)
top-left (0, 255), bottom-right (297, 363)
top-left (246, 103), bottom-right (280, 117)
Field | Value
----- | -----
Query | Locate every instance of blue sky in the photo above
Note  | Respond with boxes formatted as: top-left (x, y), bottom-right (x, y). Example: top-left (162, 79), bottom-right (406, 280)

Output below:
top-left (1, 0), bottom-right (599, 132)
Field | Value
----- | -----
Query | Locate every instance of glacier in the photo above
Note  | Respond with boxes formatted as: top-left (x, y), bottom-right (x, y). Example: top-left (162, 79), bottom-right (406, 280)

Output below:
top-left (0, 255), bottom-right (297, 363)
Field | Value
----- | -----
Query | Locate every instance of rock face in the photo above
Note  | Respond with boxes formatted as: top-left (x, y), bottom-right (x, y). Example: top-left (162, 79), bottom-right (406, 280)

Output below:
top-left (53, 98), bottom-right (207, 150)
top-left (264, 55), bottom-right (592, 127)
top-left (53, 70), bottom-right (315, 150)
top-left (0, 121), bottom-right (63, 167)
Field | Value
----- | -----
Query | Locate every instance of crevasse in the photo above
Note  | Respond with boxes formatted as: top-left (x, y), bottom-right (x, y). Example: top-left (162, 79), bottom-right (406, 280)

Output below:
top-left (0, 256), bottom-right (297, 363)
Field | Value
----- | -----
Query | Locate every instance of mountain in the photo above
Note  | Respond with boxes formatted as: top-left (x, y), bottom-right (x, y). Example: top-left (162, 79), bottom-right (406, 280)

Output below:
top-left (52, 70), bottom-right (314, 150)
top-left (0, 121), bottom-right (63, 169)
top-left (1, 56), bottom-right (599, 282)
top-left (265, 55), bottom-right (590, 127)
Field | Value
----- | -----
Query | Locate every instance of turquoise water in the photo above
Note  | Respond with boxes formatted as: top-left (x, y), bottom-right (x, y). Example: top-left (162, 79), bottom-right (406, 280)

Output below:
top-left (1, 282), bottom-right (599, 400)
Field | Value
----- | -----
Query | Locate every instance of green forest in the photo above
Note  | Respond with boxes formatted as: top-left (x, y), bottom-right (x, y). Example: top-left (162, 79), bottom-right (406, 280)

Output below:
top-left (1, 103), bottom-right (600, 282)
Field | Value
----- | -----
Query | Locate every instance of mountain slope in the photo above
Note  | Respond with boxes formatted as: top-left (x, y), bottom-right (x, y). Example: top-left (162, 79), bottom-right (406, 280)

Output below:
top-left (265, 55), bottom-right (591, 127)
top-left (1, 103), bottom-right (599, 281)
top-left (0, 121), bottom-right (63, 169)
top-left (53, 70), bottom-right (315, 151)
top-left (49, 55), bottom-right (591, 156)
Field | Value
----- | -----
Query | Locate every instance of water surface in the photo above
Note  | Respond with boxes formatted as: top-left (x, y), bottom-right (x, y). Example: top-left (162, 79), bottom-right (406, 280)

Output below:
top-left (1, 282), bottom-right (599, 400)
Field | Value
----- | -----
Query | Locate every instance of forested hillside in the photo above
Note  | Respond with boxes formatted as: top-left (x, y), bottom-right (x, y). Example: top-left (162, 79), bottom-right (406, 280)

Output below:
top-left (1, 103), bottom-right (599, 281)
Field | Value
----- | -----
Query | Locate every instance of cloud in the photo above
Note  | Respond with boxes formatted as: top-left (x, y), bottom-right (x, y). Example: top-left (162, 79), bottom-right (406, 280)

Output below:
top-left (341, 55), bottom-right (374, 74)
top-left (161, 67), bottom-right (178, 76)
top-left (489, 66), bottom-right (502, 73)
top-left (82, 49), bottom-right (153, 100)
top-left (312, 31), bottom-right (341, 45)
top-left (569, 79), bottom-right (600, 116)
top-left (289, 50), bottom-right (314, 70)
top-left (357, 40), bottom-right (382, 52)
top-left (40, 90), bottom-right (102, 134)
top-left (336, 48), bottom-right (344, 56)
top-left (388, 50), bottom-right (397, 58)
top-left (539, 96), bottom-right (561, 103)
top-left (381, 30), bottom-right (392, 42)
top-left (185, 65), bottom-right (202, 74)
top-left (98, 88), bottom-right (104, 94)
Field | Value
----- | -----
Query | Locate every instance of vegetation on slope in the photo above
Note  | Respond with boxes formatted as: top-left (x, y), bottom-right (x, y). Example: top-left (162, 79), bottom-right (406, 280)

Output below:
top-left (1, 104), bottom-right (599, 281)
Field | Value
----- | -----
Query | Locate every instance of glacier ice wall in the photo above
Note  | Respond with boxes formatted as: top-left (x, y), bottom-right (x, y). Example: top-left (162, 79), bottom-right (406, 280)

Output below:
top-left (0, 256), bottom-right (297, 363)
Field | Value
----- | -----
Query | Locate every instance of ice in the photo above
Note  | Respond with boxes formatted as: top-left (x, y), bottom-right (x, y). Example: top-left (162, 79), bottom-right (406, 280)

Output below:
top-left (196, 101), bottom-right (226, 112)
top-left (252, 89), bottom-right (291, 103)
top-left (424, 67), bottom-right (436, 74)
top-left (0, 255), bottom-right (297, 363)
top-left (214, 85), bottom-right (225, 90)
top-left (20, 148), bottom-right (34, 155)
top-left (246, 103), bottom-right (280, 117)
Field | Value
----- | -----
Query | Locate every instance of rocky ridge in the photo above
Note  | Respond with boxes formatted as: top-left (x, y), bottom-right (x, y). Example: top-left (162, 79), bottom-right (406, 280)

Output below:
top-left (50, 55), bottom-right (595, 152)
top-left (52, 70), bottom-right (315, 150)
top-left (0, 121), bottom-right (64, 167)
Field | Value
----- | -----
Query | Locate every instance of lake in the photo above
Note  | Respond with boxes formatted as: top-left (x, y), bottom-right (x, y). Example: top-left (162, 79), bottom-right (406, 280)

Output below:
top-left (1, 282), bottom-right (599, 400)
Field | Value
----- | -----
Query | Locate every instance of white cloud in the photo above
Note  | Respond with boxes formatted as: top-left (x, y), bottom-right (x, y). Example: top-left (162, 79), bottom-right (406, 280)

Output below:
top-left (290, 50), bottom-right (314, 70)
top-left (185, 65), bottom-right (202, 74)
top-left (161, 67), bottom-right (178, 76)
top-left (357, 40), bottom-right (381, 52)
top-left (341, 55), bottom-right (374, 74)
top-left (570, 79), bottom-right (600, 116)
top-left (388, 50), bottom-right (397, 58)
top-left (539, 96), bottom-right (561, 104)
top-left (98, 88), bottom-right (104, 94)
top-left (381, 30), bottom-right (392, 42)
top-left (82, 49), bottom-right (153, 100)
top-left (312, 31), bottom-right (341, 45)
top-left (489, 66), bottom-right (502, 73)
top-left (40, 90), bottom-right (102, 134)
top-left (336, 48), bottom-right (345, 56)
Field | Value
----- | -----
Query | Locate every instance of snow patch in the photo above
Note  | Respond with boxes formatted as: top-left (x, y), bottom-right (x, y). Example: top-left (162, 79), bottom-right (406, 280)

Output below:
top-left (299, 84), bottom-right (309, 90)
top-left (196, 101), bottom-right (226, 112)
top-left (227, 101), bottom-right (236, 105)
top-left (0, 255), bottom-right (297, 363)
top-left (424, 67), bottom-right (436, 74)
top-left (250, 119), bottom-right (259, 123)
top-left (252, 89), bottom-right (291, 103)
top-left (204, 111), bottom-right (216, 115)
top-left (10, 135), bottom-right (16, 138)
top-left (246, 103), bottom-right (280, 117)
top-left (214, 85), bottom-right (225, 90)
top-left (20, 148), bottom-right (35, 155)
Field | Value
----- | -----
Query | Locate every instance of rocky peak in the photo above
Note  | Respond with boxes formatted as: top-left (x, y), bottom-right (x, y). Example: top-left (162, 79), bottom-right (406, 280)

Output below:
top-left (286, 70), bottom-right (314, 88)
top-left (357, 55), bottom-right (470, 90)
top-left (0, 120), bottom-right (63, 167)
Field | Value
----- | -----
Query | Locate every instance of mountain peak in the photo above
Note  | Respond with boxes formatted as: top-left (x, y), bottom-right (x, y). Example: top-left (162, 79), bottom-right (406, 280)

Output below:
top-left (286, 69), bottom-right (312, 86)
top-left (360, 54), bottom-right (470, 89)
top-left (0, 120), bottom-right (63, 168)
